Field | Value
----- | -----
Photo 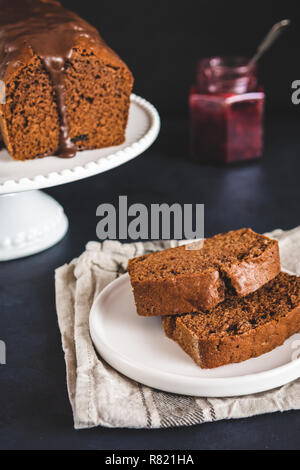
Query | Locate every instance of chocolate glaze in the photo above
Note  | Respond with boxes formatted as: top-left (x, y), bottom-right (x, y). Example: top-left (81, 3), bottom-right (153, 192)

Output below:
top-left (0, 0), bottom-right (104, 157)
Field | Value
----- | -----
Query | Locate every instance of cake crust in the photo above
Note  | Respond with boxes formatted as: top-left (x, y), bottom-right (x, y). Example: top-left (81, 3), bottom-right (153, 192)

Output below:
top-left (128, 229), bottom-right (281, 316)
top-left (163, 272), bottom-right (300, 369)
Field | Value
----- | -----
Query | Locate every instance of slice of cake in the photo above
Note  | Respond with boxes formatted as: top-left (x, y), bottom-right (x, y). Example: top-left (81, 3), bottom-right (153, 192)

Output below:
top-left (128, 228), bottom-right (280, 316)
top-left (163, 272), bottom-right (300, 369)
top-left (0, 0), bottom-right (134, 160)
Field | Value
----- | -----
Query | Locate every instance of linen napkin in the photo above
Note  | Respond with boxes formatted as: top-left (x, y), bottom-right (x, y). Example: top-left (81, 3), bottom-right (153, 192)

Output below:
top-left (55, 226), bottom-right (300, 429)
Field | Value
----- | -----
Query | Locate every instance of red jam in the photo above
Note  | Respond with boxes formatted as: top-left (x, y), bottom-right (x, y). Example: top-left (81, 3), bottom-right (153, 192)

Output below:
top-left (190, 57), bottom-right (265, 164)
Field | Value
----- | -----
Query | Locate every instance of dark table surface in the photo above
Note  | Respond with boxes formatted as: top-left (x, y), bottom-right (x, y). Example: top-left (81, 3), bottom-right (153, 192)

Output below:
top-left (1, 113), bottom-right (300, 450)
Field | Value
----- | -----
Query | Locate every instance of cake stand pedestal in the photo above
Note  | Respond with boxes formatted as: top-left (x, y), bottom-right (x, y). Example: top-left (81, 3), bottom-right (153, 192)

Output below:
top-left (0, 190), bottom-right (68, 261)
top-left (0, 95), bottom-right (160, 261)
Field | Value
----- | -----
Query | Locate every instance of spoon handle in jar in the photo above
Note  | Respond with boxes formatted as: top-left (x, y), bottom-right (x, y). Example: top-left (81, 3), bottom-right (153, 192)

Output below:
top-left (249, 19), bottom-right (290, 67)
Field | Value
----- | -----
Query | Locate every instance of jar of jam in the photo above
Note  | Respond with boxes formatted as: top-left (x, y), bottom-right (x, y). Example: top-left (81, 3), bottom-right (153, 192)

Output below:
top-left (189, 57), bottom-right (265, 164)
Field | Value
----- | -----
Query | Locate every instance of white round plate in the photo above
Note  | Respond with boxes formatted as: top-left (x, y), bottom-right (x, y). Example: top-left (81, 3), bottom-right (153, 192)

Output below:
top-left (0, 94), bottom-right (160, 194)
top-left (90, 273), bottom-right (300, 397)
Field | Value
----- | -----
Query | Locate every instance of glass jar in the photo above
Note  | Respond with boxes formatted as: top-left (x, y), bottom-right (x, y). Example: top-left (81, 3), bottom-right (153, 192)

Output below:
top-left (189, 57), bottom-right (265, 164)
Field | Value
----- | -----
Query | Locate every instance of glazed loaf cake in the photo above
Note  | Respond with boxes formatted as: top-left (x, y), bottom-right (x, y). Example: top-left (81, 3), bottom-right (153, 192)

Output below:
top-left (0, 0), bottom-right (134, 160)
top-left (128, 228), bottom-right (280, 316)
top-left (163, 272), bottom-right (300, 369)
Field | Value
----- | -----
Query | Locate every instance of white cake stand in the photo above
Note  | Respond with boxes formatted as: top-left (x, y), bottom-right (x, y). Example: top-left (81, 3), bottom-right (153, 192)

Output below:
top-left (0, 94), bottom-right (160, 261)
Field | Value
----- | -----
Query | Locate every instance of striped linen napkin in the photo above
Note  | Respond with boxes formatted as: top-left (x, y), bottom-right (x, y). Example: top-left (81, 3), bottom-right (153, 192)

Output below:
top-left (55, 227), bottom-right (300, 429)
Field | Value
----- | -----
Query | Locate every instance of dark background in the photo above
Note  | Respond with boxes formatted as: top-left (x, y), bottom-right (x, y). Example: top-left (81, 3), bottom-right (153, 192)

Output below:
top-left (64, 0), bottom-right (300, 117)
top-left (1, 0), bottom-right (300, 451)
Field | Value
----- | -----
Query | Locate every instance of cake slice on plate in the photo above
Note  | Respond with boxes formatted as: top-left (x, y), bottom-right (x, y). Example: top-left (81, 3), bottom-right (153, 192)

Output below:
top-left (128, 228), bottom-right (280, 316)
top-left (163, 272), bottom-right (300, 369)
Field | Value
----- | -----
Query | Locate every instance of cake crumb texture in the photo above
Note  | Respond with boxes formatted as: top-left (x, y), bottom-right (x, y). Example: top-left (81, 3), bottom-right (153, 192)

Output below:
top-left (128, 228), bottom-right (280, 316)
top-left (163, 272), bottom-right (300, 368)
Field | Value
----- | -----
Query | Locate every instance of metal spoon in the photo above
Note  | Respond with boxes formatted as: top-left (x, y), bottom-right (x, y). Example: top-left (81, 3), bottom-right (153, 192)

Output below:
top-left (248, 19), bottom-right (291, 67)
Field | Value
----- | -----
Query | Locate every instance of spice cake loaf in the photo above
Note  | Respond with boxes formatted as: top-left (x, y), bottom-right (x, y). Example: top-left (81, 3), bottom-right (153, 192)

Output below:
top-left (127, 228), bottom-right (280, 316)
top-left (163, 272), bottom-right (300, 368)
top-left (0, 0), bottom-right (134, 160)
